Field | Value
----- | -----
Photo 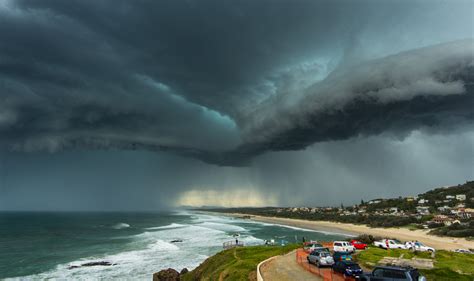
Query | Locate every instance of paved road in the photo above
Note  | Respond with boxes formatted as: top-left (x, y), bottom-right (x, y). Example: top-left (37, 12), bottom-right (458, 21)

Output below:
top-left (260, 250), bottom-right (322, 281)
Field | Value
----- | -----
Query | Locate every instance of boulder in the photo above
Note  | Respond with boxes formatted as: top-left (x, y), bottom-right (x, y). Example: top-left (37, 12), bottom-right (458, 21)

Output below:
top-left (153, 268), bottom-right (180, 281)
top-left (180, 268), bottom-right (189, 275)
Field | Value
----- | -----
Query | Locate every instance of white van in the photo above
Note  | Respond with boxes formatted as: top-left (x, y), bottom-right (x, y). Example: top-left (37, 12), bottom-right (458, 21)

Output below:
top-left (333, 241), bottom-right (355, 253)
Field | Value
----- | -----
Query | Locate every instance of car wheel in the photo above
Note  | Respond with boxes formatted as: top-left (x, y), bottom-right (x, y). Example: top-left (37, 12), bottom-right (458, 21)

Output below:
top-left (317, 261), bottom-right (320, 268)
top-left (378, 245), bottom-right (383, 249)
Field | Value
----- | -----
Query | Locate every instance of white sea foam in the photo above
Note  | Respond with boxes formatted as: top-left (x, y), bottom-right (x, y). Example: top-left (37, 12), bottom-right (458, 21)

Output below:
top-left (252, 221), bottom-right (355, 237)
top-left (145, 223), bottom-right (185, 230)
top-left (11, 215), bottom-right (263, 281)
top-left (112, 222), bottom-right (130, 229)
top-left (197, 221), bottom-right (247, 233)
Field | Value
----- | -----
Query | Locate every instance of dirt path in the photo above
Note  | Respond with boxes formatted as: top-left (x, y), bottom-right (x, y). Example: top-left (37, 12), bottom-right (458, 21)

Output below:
top-left (260, 250), bottom-right (322, 281)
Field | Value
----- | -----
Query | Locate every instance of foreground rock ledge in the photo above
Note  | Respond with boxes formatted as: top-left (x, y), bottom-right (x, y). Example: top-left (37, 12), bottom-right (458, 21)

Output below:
top-left (153, 268), bottom-right (188, 281)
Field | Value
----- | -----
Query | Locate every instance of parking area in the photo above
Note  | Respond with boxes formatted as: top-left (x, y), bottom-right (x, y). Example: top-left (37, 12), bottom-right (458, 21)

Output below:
top-left (295, 249), bottom-right (355, 281)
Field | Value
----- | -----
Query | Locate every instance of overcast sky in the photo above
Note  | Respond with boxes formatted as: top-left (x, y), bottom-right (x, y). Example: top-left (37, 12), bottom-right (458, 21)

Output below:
top-left (0, 0), bottom-right (473, 210)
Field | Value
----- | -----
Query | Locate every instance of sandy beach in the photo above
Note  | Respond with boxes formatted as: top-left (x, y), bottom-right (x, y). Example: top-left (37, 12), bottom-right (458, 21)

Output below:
top-left (226, 213), bottom-right (474, 250)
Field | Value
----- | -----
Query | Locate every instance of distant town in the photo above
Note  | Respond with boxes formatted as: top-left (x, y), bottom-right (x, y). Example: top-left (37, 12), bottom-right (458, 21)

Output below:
top-left (208, 181), bottom-right (474, 238)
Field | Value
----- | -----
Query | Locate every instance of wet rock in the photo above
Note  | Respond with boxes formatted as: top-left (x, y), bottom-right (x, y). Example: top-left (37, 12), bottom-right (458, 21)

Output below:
top-left (68, 261), bottom-right (114, 269)
top-left (180, 268), bottom-right (189, 274)
top-left (153, 268), bottom-right (180, 281)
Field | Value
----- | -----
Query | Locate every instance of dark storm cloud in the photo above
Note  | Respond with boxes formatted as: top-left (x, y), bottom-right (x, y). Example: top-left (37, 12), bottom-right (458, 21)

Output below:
top-left (235, 40), bottom-right (474, 163)
top-left (0, 0), bottom-right (473, 166)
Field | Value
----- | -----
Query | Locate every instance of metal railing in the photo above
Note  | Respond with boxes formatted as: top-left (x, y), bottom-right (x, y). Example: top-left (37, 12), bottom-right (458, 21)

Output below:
top-left (223, 240), bottom-right (244, 249)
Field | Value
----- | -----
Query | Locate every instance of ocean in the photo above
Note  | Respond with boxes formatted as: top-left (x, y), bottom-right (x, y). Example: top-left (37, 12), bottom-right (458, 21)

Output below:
top-left (0, 210), bottom-right (349, 280)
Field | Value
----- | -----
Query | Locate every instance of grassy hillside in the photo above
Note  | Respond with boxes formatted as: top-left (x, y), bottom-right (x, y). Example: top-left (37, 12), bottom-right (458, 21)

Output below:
top-left (181, 244), bottom-right (299, 281)
top-left (354, 247), bottom-right (474, 281)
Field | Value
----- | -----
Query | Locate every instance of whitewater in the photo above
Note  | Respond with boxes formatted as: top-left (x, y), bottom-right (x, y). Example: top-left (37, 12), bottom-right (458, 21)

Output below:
top-left (0, 211), bottom-right (346, 280)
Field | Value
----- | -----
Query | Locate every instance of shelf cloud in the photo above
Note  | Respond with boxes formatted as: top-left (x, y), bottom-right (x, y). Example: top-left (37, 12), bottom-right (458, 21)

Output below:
top-left (0, 0), bottom-right (472, 209)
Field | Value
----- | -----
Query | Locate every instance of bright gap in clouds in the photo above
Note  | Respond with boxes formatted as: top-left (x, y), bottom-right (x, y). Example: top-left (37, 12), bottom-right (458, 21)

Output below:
top-left (176, 189), bottom-right (277, 208)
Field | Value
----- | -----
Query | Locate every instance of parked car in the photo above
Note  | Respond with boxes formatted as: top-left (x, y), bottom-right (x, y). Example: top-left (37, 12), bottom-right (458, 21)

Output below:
top-left (359, 266), bottom-right (426, 281)
top-left (303, 242), bottom-right (325, 252)
top-left (332, 261), bottom-right (363, 277)
top-left (333, 241), bottom-right (355, 252)
top-left (351, 240), bottom-right (368, 250)
top-left (332, 251), bottom-right (352, 262)
top-left (374, 239), bottom-right (407, 249)
top-left (453, 248), bottom-right (474, 254)
top-left (307, 249), bottom-right (335, 267)
top-left (405, 241), bottom-right (435, 252)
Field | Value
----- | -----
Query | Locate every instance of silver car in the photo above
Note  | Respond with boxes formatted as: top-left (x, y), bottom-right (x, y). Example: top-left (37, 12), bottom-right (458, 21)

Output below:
top-left (307, 249), bottom-right (335, 267)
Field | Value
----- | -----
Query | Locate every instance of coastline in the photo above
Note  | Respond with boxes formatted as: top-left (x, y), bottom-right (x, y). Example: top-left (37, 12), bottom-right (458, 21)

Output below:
top-left (223, 213), bottom-right (474, 250)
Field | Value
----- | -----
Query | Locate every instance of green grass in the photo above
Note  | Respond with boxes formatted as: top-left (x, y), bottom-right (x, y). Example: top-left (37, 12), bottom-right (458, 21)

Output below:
top-left (181, 244), bottom-right (299, 281)
top-left (354, 247), bottom-right (474, 281)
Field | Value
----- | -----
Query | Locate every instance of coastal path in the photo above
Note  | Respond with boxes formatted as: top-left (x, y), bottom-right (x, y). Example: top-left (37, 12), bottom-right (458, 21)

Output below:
top-left (260, 250), bottom-right (321, 281)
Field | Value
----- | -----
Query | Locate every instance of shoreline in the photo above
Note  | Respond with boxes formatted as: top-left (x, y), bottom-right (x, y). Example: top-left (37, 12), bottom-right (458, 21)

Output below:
top-left (221, 212), bottom-right (474, 250)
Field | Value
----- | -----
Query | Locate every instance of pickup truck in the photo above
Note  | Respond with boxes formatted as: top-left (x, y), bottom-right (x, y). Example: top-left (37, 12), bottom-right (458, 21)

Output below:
top-left (374, 239), bottom-right (407, 249)
top-left (359, 266), bottom-right (426, 281)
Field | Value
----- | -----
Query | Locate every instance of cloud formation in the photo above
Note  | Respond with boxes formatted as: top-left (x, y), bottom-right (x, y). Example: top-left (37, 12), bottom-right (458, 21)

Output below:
top-left (0, 0), bottom-right (473, 167)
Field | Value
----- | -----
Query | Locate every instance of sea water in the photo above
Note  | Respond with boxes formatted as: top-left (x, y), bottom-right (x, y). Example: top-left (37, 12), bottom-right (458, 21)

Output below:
top-left (0, 210), bottom-right (349, 280)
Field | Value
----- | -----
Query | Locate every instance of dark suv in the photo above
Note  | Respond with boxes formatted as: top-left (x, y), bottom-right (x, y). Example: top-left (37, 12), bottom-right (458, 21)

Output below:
top-left (360, 266), bottom-right (426, 281)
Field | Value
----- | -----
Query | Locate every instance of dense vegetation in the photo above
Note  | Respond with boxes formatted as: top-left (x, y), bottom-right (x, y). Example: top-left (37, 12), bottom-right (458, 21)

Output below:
top-left (208, 207), bottom-right (420, 227)
top-left (429, 220), bottom-right (474, 237)
top-left (181, 244), bottom-right (299, 281)
top-left (354, 247), bottom-right (474, 281)
top-left (421, 181), bottom-right (474, 209)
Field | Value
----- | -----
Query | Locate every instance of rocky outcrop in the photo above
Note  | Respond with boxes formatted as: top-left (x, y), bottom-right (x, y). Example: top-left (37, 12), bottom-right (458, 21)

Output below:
top-left (180, 268), bottom-right (189, 275)
top-left (153, 268), bottom-right (181, 281)
top-left (68, 261), bottom-right (115, 269)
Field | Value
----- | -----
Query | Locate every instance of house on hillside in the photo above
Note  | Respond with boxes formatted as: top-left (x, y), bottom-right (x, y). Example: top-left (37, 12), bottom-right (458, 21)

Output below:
top-left (456, 194), bottom-right (466, 201)
top-left (416, 206), bottom-right (430, 215)
top-left (437, 206), bottom-right (451, 214)
top-left (446, 195), bottom-right (455, 200)
top-left (418, 199), bottom-right (429, 205)
top-left (433, 215), bottom-right (455, 226)
top-left (453, 208), bottom-right (472, 219)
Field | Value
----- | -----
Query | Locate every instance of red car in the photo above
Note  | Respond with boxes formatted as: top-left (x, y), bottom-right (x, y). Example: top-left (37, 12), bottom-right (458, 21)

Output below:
top-left (350, 240), bottom-right (368, 250)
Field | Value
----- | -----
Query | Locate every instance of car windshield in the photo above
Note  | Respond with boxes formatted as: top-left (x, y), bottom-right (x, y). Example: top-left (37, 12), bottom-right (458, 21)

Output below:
top-left (415, 242), bottom-right (424, 246)
top-left (394, 240), bottom-right (402, 244)
top-left (320, 252), bottom-right (330, 257)
top-left (347, 264), bottom-right (361, 270)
